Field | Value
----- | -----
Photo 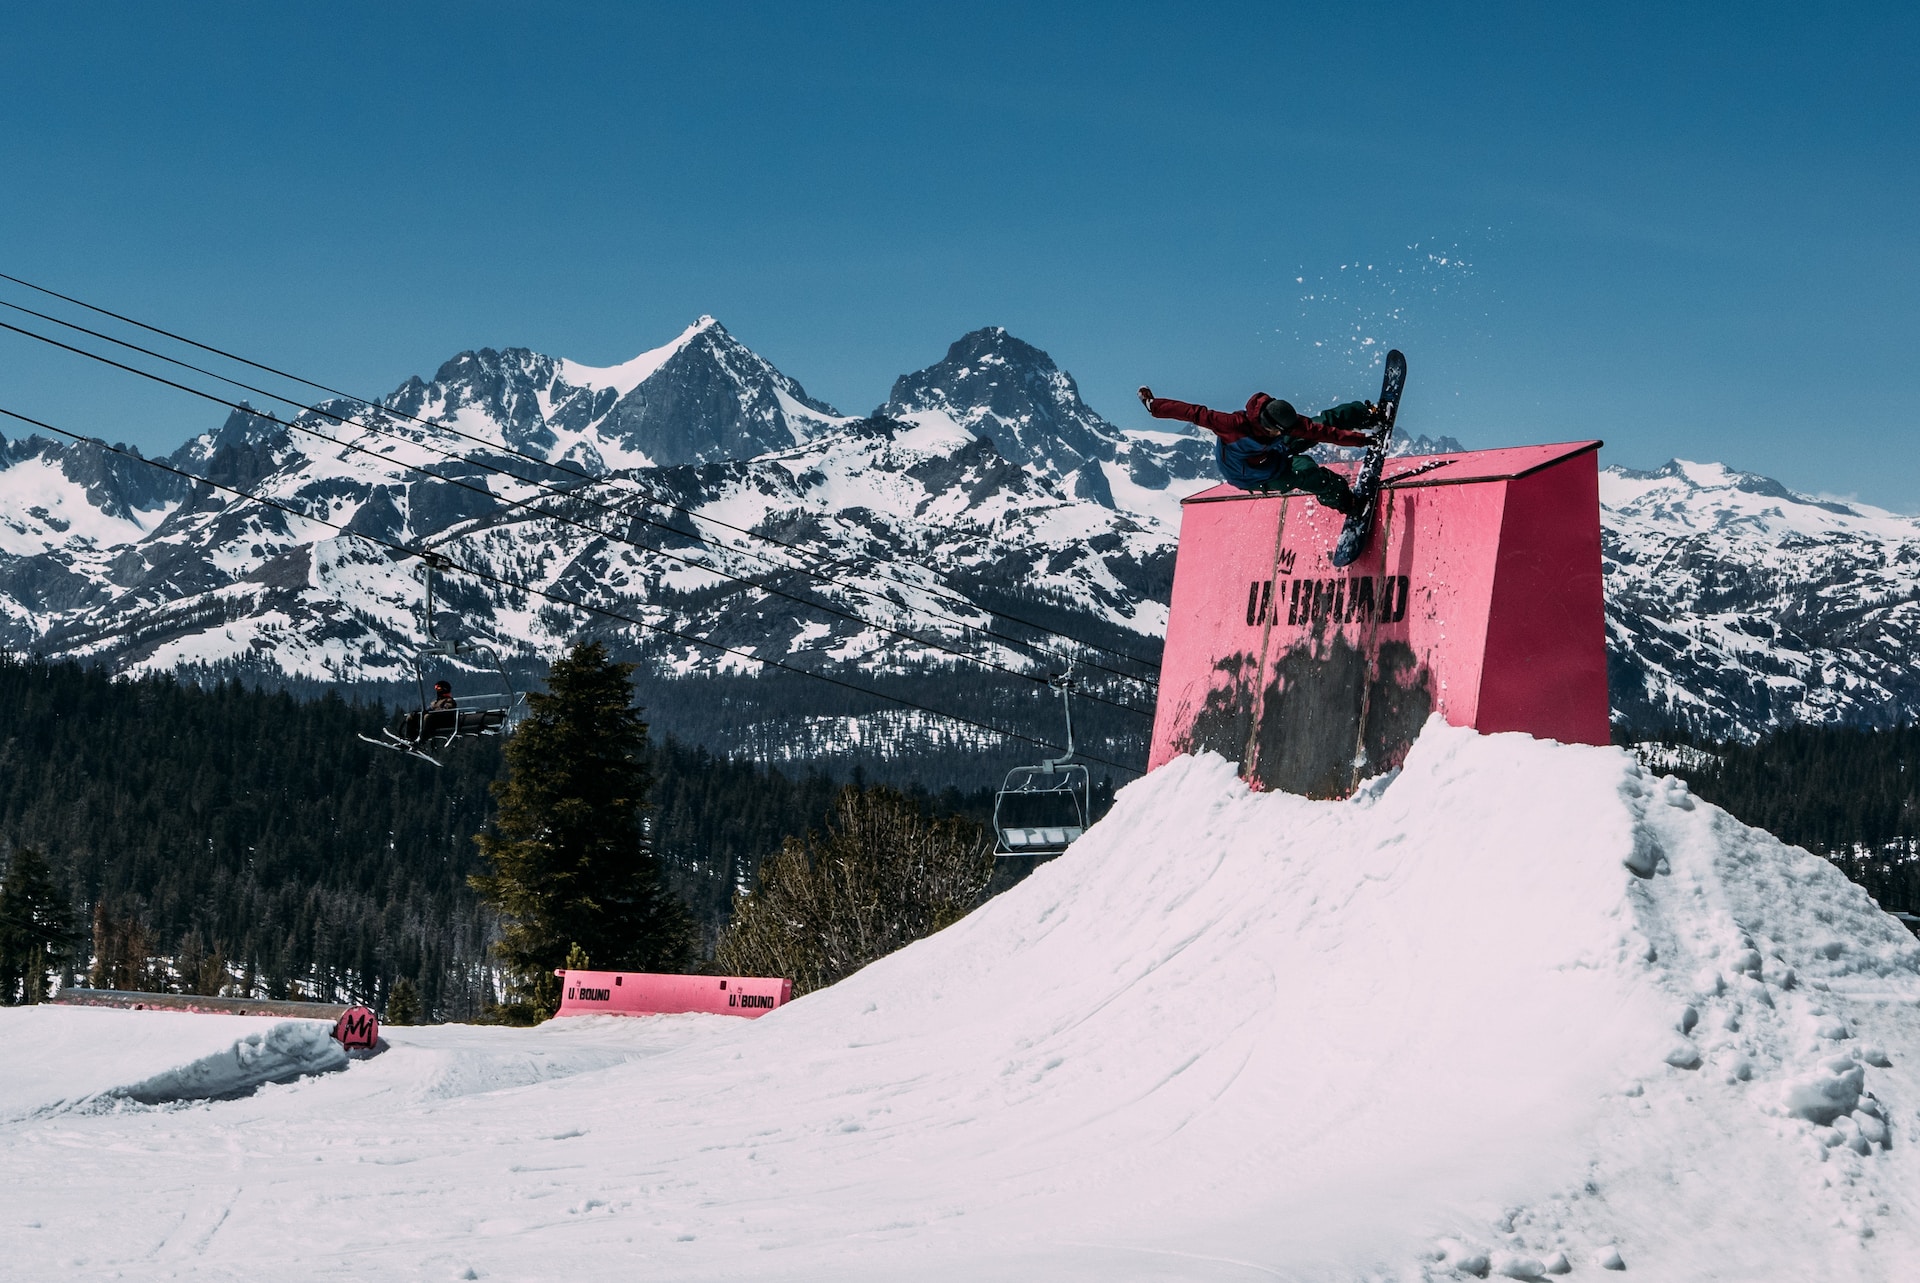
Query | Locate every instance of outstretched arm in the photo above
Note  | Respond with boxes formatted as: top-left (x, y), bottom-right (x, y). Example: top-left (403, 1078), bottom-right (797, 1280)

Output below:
top-left (1137, 387), bottom-right (1261, 440)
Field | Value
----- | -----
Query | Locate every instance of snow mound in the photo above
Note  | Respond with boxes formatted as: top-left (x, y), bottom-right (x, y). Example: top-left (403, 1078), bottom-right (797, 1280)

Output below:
top-left (0, 1011), bottom-right (350, 1117)
top-left (6, 721), bottom-right (1920, 1280)
top-left (113, 1020), bottom-right (348, 1105)
top-left (663, 717), bottom-right (1919, 1277)
top-left (0, 1008), bottom-right (343, 1120)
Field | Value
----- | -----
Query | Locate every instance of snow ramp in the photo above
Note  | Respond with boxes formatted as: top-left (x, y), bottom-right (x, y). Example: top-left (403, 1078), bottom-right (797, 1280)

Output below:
top-left (6, 720), bottom-right (1920, 1281)
top-left (0, 1009), bottom-right (347, 1120)
top-left (634, 717), bottom-right (1917, 1280)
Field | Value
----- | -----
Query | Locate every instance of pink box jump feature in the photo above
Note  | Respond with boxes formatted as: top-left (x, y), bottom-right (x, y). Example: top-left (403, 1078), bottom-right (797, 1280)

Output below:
top-left (1147, 440), bottom-right (1611, 797)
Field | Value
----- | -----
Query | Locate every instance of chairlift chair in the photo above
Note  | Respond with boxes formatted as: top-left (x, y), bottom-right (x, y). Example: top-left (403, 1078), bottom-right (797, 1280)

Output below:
top-left (992, 670), bottom-right (1092, 858)
top-left (359, 556), bottom-right (524, 766)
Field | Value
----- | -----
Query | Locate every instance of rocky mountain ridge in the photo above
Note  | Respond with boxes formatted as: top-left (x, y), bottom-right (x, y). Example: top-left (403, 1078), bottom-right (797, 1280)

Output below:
top-left (1601, 458), bottom-right (1920, 739)
top-left (0, 320), bottom-right (1912, 773)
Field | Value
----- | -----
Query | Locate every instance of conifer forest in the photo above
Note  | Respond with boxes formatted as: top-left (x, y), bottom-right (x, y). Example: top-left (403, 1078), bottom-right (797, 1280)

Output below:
top-left (0, 654), bottom-right (917, 1016)
top-left (1671, 725), bottom-right (1920, 916)
top-left (4, 647), bottom-right (1916, 1015)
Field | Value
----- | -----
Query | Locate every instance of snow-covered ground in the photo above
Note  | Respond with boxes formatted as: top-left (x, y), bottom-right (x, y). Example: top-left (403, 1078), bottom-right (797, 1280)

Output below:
top-left (5, 720), bottom-right (1920, 1280)
top-left (0, 1008), bottom-right (342, 1123)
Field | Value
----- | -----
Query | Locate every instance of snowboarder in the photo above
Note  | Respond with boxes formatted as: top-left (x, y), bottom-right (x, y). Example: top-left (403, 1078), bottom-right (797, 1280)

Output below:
top-left (428, 680), bottom-right (456, 711)
top-left (1136, 386), bottom-right (1386, 510)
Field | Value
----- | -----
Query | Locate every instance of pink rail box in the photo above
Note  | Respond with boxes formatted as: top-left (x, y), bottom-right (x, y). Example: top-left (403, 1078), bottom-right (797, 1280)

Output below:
top-left (1148, 440), bottom-right (1609, 797)
top-left (554, 969), bottom-right (793, 1019)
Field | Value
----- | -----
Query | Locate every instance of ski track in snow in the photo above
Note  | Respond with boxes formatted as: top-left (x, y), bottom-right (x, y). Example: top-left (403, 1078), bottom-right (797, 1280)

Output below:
top-left (5, 720), bottom-right (1920, 1279)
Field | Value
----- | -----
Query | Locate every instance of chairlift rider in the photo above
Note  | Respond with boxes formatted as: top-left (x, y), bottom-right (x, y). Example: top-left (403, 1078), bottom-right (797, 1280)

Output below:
top-left (384, 665), bottom-right (517, 763)
top-left (360, 556), bottom-right (523, 765)
top-left (401, 678), bottom-right (466, 743)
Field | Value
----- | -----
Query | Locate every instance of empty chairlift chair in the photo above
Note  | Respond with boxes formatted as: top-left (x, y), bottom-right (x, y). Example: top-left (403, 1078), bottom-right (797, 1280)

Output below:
top-left (992, 671), bottom-right (1092, 858)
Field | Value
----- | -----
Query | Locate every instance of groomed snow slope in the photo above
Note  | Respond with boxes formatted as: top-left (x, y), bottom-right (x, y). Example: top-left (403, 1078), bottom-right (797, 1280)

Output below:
top-left (5, 721), bottom-right (1920, 1280)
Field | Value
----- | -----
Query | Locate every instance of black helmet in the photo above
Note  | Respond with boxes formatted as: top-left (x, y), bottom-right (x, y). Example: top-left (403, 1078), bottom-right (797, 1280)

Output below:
top-left (1258, 398), bottom-right (1299, 434)
top-left (433, 680), bottom-right (452, 696)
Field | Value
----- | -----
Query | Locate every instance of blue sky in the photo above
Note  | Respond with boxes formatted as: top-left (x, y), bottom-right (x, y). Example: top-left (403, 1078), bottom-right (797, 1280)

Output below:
top-left (2, 3), bottom-right (1914, 507)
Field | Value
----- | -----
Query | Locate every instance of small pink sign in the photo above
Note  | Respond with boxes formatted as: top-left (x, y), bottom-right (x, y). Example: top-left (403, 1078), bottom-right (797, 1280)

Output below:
top-left (553, 969), bottom-right (792, 1019)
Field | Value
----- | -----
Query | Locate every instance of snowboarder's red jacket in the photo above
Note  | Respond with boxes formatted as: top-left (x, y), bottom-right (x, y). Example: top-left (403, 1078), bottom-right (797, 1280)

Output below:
top-left (1144, 392), bottom-right (1372, 448)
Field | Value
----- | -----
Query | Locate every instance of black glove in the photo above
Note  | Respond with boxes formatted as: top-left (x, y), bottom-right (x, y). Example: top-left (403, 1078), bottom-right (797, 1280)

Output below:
top-left (1137, 386), bottom-right (1154, 410)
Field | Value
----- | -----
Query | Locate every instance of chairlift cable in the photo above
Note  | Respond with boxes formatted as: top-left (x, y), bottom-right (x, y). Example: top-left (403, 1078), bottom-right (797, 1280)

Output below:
top-left (0, 271), bottom-right (1163, 680)
top-left (0, 403), bottom-right (1144, 775)
top-left (0, 317), bottom-right (1156, 720)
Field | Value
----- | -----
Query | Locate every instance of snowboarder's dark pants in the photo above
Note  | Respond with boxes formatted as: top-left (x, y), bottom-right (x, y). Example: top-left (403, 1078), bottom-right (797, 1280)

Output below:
top-left (1251, 454), bottom-right (1360, 512)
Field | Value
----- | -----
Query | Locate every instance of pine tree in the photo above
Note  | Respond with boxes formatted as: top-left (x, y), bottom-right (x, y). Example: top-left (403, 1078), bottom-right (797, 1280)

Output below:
top-left (470, 641), bottom-right (693, 1020)
top-left (0, 846), bottom-right (77, 1005)
top-left (177, 929), bottom-right (229, 997)
top-left (716, 784), bottom-right (992, 995)
top-left (384, 976), bottom-right (422, 1026)
top-left (89, 902), bottom-right (165, 993)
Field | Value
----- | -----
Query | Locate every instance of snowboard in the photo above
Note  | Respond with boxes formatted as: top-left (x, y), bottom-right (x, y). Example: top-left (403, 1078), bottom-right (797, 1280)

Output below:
top-left (1330, 349), bottom-right (1407, 568)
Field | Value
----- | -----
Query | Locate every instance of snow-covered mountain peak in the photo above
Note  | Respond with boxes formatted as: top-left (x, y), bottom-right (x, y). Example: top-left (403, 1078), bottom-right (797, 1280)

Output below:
top-left (1602, 458), bottom-right (1913, 542)
top-left (880, 326), bottom-right (1126, 504)
top-left (370, 318), bottom-right (852, 471)
top-left (877, 326), bottom-right (1241, 523)
top-left (929, 325), bottom-right (1035, 374)
top-left (177, 403), bottom-right (289, 458)
top-left (1613, 457), bottom-right (1809, 501)
top-left (556, 316), bottom-right (719, 396)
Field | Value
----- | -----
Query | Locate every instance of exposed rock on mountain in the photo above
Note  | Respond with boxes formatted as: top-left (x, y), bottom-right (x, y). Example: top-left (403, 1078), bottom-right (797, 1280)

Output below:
top-left (880, 327), bottom-right (1128, 500)
top-left (0, 320), bottom-right (1912, 774)
top-left (385, 317), bottom-right (850, 472)
top-left (1602, 459), bottom-right (1920, 739)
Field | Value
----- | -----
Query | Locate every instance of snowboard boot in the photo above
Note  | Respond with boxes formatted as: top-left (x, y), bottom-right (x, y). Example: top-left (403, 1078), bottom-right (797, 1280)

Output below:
top-left (1312, 400), bottom-right (1379, 433)
top-left (1283, 456), bottom-right (1365, 516)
